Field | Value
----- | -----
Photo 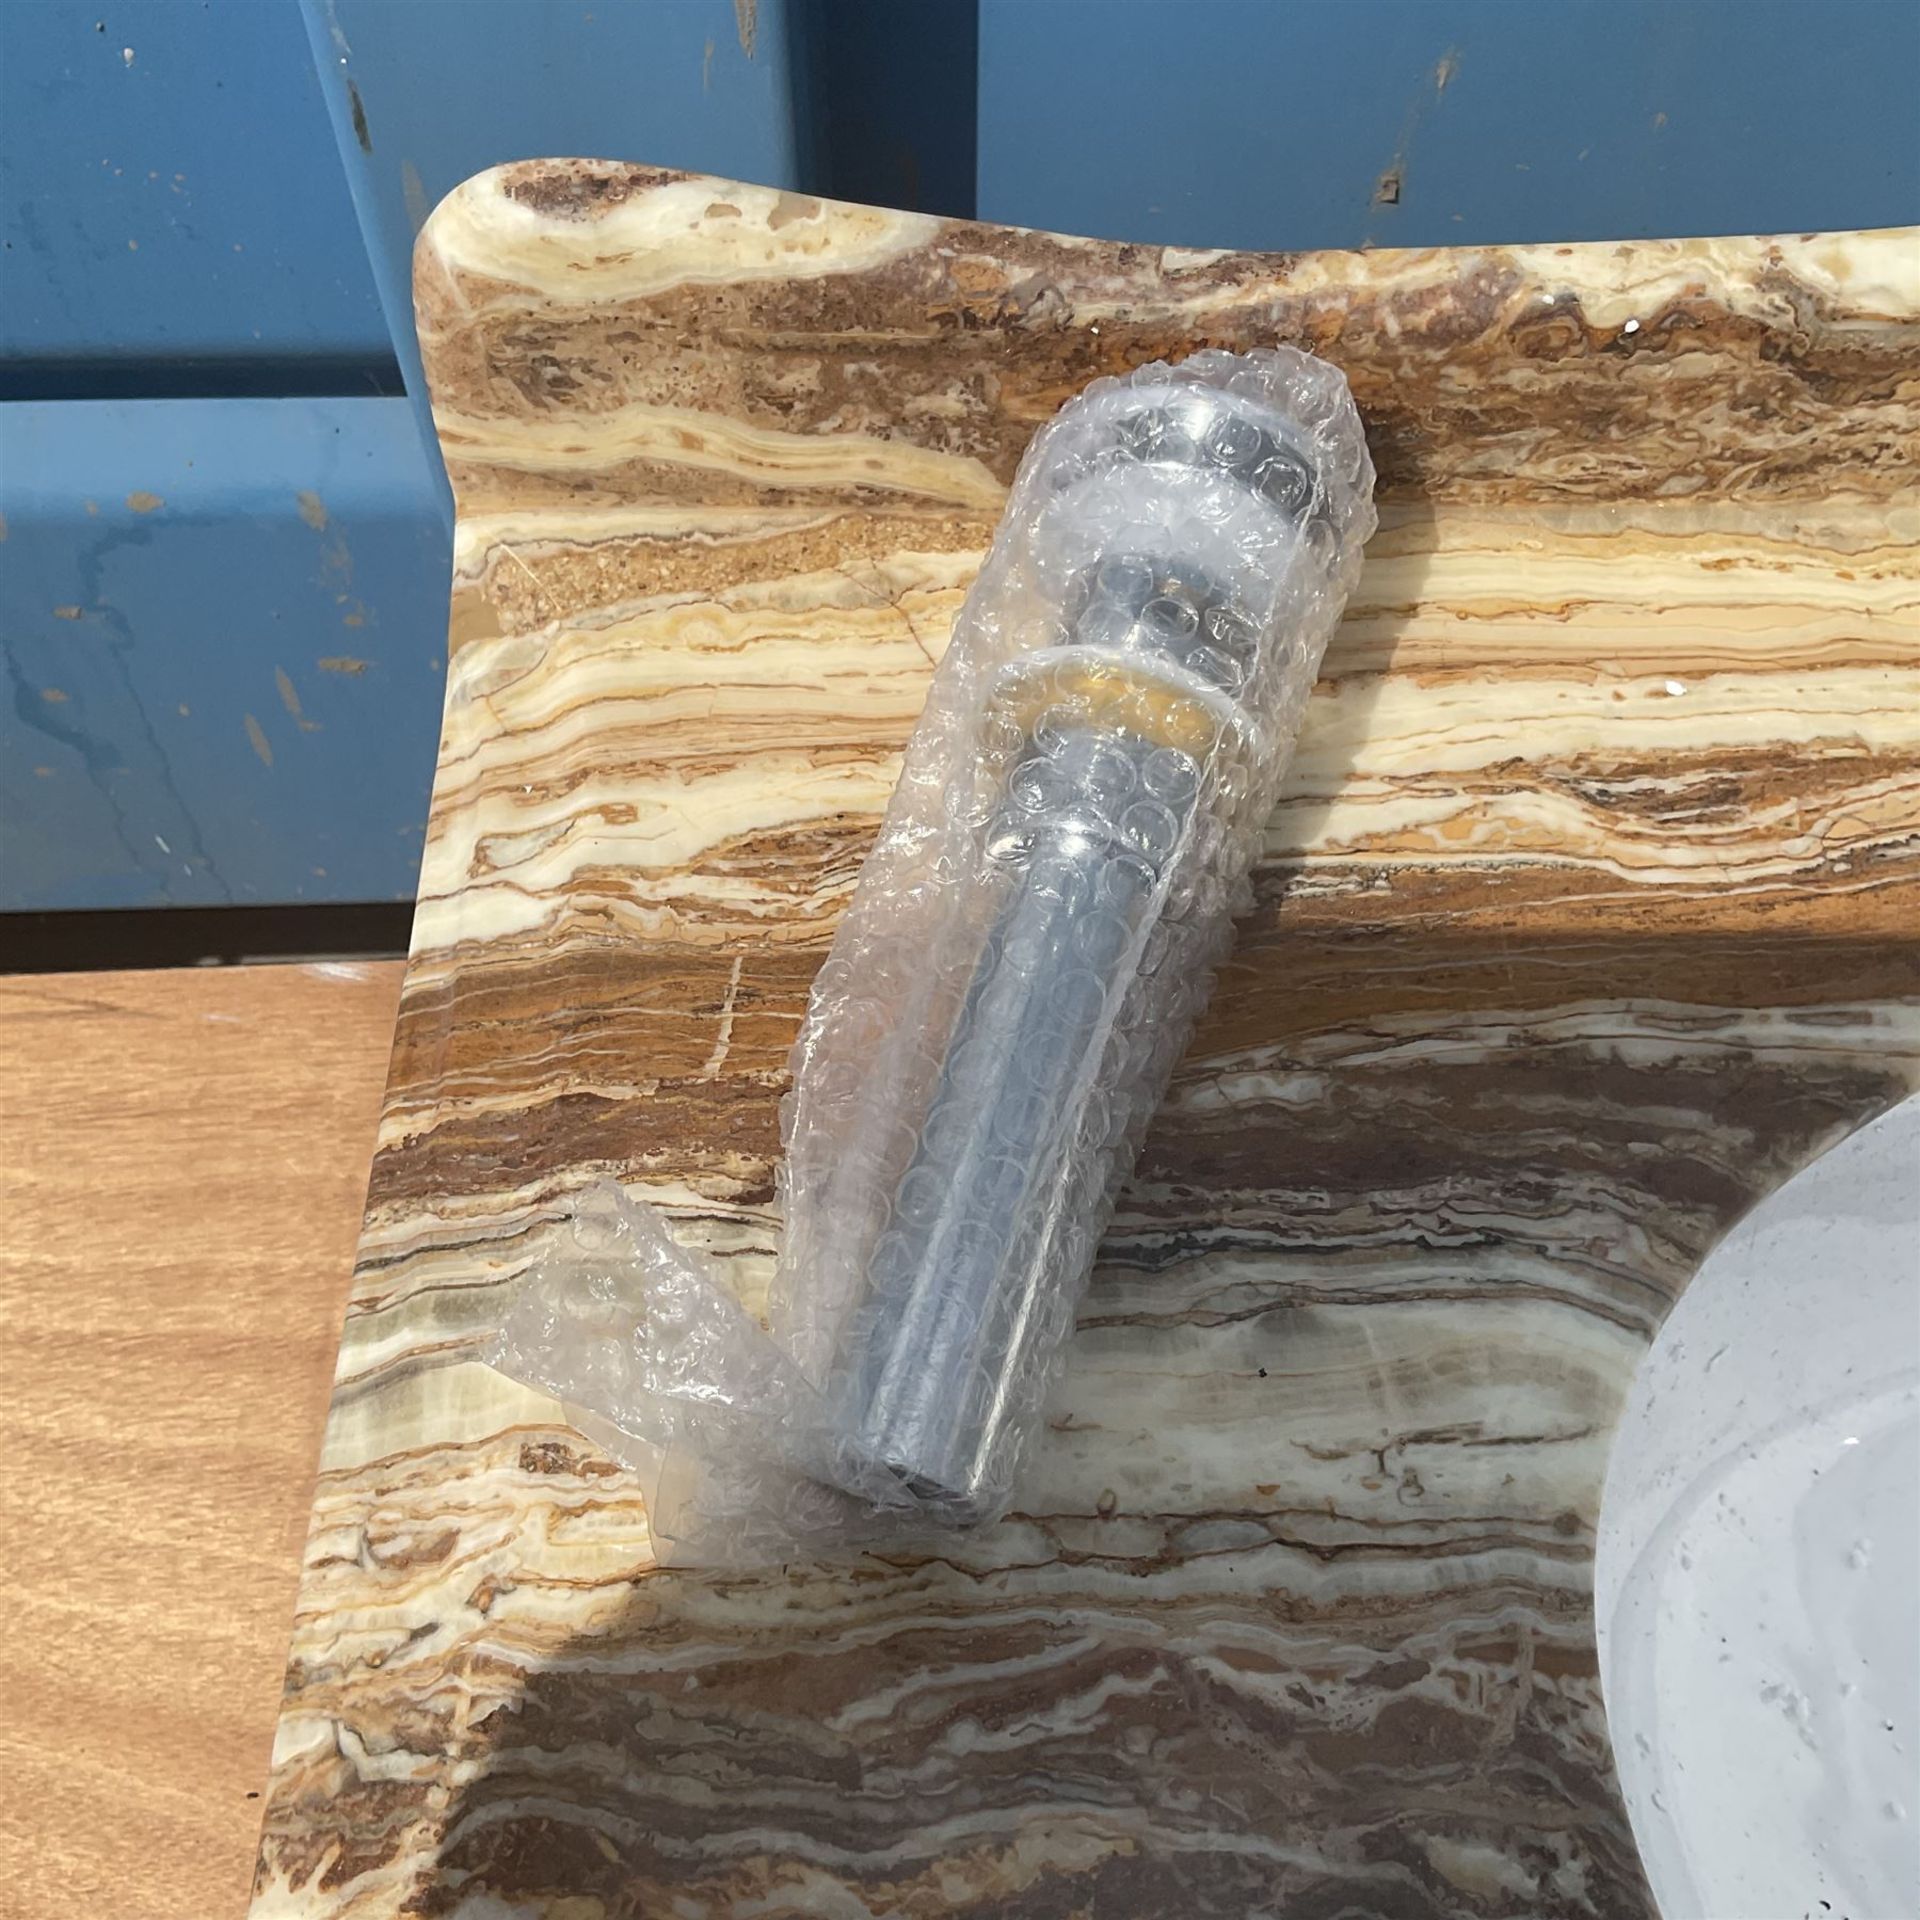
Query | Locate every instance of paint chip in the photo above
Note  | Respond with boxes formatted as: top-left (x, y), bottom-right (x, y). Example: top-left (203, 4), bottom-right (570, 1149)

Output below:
top-left (244, 712), bottom-right (274, 767)
top-left (318, 656), bottom-right (369, 675)
top-left (126, 490), bottom-right (163, 513)
top-left (54, 605), bottom-right (83, 620)
top-left (42, 687), bottom-right (69, 703)
top-left (296, 490), bottom-right (328, 531)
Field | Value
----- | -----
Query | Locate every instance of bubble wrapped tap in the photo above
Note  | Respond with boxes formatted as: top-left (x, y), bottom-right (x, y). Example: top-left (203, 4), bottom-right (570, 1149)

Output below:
top-left (491, 347), bottom-right (1377, 1563)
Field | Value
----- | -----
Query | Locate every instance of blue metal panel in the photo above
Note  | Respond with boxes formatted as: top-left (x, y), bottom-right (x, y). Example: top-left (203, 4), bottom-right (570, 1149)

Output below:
top-left (978, 0), bottom-right (1920, 251)
top-left (0, 0), bottom-right (391, 379)
top-left (20, 0), bottom-right (1902, 918)
top-left (4, 3), bottom-right (813, 913)
top-left (0, 397), bottom-right (450, 911)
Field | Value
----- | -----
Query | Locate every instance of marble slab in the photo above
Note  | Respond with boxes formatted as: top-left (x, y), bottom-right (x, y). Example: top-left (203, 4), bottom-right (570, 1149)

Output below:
top-left (250, 164), bottom-right (1920, 1919)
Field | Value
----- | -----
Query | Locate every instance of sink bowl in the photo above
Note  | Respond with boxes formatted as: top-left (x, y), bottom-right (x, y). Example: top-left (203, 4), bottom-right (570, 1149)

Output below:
top-left (1600, 1097), bottom-right (1920, 1919)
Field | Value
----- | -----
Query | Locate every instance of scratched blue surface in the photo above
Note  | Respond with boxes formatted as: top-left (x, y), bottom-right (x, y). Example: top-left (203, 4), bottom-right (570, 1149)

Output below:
top-left (0, 398), bottom-right (450, 911)
top-left (8, 0), bottom-right (1915, 914)
top-left (3, 0), bottom-right (806, 913)
top-left (1, 0), bottom-right (389, 379)
top-left (977, 0), bottom-right (1920, 250)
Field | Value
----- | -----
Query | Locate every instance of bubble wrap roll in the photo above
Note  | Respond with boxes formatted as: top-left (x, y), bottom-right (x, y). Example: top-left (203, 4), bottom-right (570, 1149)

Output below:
top-left (491, 347), bottom-right (1377, 1564)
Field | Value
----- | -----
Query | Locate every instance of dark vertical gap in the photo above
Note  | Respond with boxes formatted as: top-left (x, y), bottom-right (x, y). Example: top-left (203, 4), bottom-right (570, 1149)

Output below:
top-left (786, 0), bottom-right (979, 218)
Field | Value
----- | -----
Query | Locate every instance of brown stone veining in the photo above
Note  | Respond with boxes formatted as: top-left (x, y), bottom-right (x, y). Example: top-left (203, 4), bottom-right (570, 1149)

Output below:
top-left (252, 164), bottom-right (1919, 1919)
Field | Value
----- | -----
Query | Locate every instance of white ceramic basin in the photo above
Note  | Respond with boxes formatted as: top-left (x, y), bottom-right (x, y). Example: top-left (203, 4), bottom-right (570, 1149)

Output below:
top-left (1598, 1097), bottom-right (1920, 1919)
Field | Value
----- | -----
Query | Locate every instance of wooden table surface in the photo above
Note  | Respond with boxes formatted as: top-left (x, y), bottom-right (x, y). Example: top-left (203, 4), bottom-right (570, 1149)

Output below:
top-left (0, 962), bottom-right (401, 1920)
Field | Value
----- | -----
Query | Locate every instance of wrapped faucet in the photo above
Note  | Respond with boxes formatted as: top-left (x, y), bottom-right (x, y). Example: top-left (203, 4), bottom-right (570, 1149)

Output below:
top-left (492, 347), bottom-right (1377, 1562)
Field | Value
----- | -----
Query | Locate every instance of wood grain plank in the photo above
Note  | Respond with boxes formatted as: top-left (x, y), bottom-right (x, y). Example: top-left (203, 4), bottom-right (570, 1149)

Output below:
top-left (0, 962), bottom-right (401, 1920)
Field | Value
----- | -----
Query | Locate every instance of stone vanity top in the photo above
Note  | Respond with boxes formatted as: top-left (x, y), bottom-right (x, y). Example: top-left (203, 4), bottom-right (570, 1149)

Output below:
top-left (249, 164), bottom-right (1919, 1918)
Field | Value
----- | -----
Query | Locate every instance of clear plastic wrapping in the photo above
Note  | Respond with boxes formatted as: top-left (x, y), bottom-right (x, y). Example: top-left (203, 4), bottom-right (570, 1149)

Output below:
top-left (491, 347), bottom-right (1377, 1563)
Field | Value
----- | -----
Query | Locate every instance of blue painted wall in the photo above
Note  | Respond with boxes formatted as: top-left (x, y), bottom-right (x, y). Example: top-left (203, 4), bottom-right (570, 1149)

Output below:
top-left (4, 0), bottom-right (1915, 915)
top-left (977, 0), bottom-right (1920, 250)
top-left (1, 0), bottom-right (391, 388)
top-left (3, 0), bottom-right (807, 915)
top-left (1, 398), bottom-right (449, 909)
